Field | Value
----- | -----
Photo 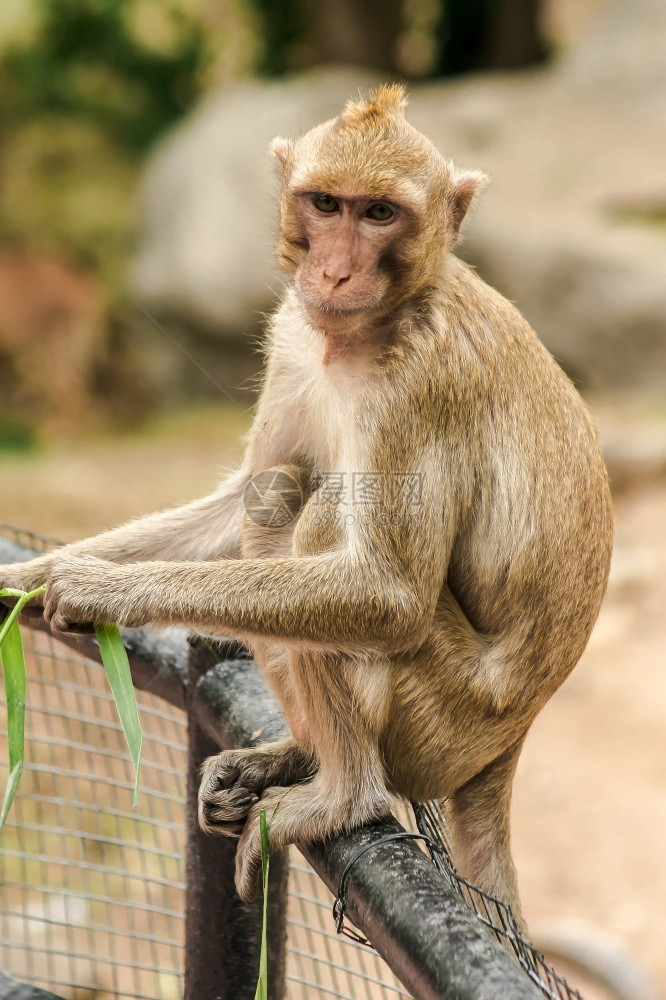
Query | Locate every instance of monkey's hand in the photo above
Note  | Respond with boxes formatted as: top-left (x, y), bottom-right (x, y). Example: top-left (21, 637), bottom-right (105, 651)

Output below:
top-left (0, 556), bottom-right (54, 616)
top-left (43, 554), bottom-right (148, 633)
top-left (198, 741), bottom-right (317, 843)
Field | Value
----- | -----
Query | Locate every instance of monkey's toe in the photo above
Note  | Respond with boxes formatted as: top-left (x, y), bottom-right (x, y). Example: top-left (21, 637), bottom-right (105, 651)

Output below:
top-left (234, 838), bottom-right (262, 901)
top-left (198, 783), bottom-right (259, 837)
top-left (199, 749), bottom-right (273, 799)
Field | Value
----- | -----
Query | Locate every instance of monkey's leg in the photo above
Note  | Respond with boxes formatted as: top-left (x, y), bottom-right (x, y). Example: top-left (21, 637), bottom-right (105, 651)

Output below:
top-left (232, 743), bottom-right (393, 900)
top-left (447, 739), bottom-right (528, 937)
top-left (198, 739), bottom-right (317, 837)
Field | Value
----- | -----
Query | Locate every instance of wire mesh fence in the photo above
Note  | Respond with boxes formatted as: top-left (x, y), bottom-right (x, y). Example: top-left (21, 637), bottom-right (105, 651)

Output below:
top-left (0, 628), bottom-right (416, 1000)
top-left (0, 522), bottom-right (584, 1000)
top-left (0, 628), bottom-right (186, 999)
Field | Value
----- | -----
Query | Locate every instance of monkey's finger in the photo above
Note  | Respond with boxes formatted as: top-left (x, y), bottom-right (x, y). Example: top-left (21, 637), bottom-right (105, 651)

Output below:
top-left (199, 752), bottom-right (244, 792)
top-left (220, 789), bottom-right (259, 811)
top-left (47, 611), bottom-right (94, 636)
top-left (199, 786), bottom-right (258, 828)
top-left (205, 787), bottom-right (258, 811)
top-left (43, 590), bottom-right (90, 634)
top-left (65, 622), bottom-right (96, 635)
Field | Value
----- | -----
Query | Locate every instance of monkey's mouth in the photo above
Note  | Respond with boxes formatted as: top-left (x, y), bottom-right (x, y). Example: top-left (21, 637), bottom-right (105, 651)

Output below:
top-left (302, 291), bottom-right (380, 322)
top-left (310, 302), bottom-right (365, 317)
top-left (303, 302), bottom-right (373, 335)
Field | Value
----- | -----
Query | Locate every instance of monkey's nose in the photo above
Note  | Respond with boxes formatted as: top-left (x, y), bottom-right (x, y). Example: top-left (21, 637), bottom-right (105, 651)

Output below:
top-left (323, 268), bottom-right (351, 289)
top-left (322, 251), bottom-right (352, 287)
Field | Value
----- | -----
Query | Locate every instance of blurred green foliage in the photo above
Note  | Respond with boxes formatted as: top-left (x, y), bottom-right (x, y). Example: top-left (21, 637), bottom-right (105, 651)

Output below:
top-left (245, 0), bottom-right (545, 81)
top-left (0, 418), bottom-right (37, 453)
top-left (0, 115), bottom-right (136, 292)
top-left (247, 0), bottom-right (307, 76)
top-left (0, 0), bottom-right (213, 331)
top-left (0, 1), bottom-right (214, 436)
top-left (1, 0), bottom-right (208, 152)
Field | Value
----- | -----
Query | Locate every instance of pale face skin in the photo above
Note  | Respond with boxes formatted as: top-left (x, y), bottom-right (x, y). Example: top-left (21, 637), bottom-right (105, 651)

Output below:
top-left (292, 190), bottom-right (412, 347)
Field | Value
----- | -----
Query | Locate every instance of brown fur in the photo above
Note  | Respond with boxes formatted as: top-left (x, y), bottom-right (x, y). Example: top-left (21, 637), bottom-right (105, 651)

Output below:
top-left (0, 87), bottom-right (613, 926)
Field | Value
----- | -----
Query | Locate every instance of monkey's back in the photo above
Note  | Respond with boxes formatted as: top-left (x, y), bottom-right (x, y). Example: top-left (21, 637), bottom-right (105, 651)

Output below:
top-left (443, 260), bottom-right (612, 703)
top-left (380, 261), bottom-right (613, 800)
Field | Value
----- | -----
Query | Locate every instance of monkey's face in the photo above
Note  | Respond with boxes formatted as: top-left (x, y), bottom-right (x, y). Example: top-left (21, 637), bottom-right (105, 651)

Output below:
top-left (270, 93), bottom-right (488, 335)
top-left (288, 189), bottom-right (415, 332)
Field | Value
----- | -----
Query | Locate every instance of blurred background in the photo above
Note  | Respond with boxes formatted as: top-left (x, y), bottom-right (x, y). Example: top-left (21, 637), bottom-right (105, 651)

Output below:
top-left (0, 0), bottom-right (664, 995)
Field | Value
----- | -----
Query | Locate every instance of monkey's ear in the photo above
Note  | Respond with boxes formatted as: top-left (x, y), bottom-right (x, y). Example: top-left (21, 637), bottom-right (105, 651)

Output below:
top-left (448, 169), bottom-right (489, 237)
top-left (270, 136), bottom-right (293, 167)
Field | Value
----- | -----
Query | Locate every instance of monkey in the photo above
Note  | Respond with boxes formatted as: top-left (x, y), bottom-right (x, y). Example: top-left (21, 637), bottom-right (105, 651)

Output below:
top-left (0, 85), bottom-right (613, 929)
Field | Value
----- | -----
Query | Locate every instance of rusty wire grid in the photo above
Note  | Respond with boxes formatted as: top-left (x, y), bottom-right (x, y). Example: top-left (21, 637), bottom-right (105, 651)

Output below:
top-left (0, 523), bottom-right (582, 1000)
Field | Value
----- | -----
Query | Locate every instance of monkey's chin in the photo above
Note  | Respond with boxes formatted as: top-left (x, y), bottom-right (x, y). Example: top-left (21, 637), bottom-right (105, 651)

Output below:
top-left (304, 301), bottom-right (376, 334)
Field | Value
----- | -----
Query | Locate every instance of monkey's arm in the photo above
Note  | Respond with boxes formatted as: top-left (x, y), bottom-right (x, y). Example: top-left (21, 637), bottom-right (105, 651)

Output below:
top-left (0, 470), bottom-right (250, 598)
top-left (43, 464), bottom-right (447, 650)
top-left (0, 354), bottom-right (314, 602)
top-left (43, 550), bottom-right (428, 650)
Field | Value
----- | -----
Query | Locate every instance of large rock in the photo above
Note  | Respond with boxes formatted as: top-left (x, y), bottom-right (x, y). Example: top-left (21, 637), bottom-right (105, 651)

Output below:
top-left (133, 68), bottom-right (378, 336)
top-left (561, 0), bottom-right (666, 125)
top-left (463, 218), bottom-right (666, 391)
top-left (133, 5), bottom-right (666, 393)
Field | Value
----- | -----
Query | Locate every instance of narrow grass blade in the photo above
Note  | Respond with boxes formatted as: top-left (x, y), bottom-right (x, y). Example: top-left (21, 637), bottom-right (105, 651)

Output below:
top-left (254, 808), bottom-right (270, 1000)
top-left (0, 617), bottom-right (26, 829)
top-left (0, 585), bottom-right (46, 649)
top-left (95, 623), bottom-right (142, 807)
top-left (0, 585), bottom-right (44, 829)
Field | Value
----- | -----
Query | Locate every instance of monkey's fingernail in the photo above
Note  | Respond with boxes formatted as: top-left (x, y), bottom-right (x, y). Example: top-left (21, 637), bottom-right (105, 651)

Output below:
top-left (234, 795), bottom-right (258, 808)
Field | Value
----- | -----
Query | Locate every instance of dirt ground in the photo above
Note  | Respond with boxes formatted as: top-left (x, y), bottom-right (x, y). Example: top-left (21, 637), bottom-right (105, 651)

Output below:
top-left (514, 477), bottom-right (666, 996)
top-left (1, 397), bottom-right (664, 997)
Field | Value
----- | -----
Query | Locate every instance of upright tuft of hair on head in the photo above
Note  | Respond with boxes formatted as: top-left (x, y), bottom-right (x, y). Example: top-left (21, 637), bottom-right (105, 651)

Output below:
top-left (340, 84), bottom-right (408, 128)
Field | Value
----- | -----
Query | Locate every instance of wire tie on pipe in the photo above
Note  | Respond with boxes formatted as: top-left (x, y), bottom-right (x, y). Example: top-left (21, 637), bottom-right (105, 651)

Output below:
top-left (333, 831), bottom-right (436, 946)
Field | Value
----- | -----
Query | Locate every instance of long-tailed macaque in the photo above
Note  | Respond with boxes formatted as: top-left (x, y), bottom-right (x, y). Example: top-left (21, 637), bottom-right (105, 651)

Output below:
top-left (0, 86), bottom-right (613, 924)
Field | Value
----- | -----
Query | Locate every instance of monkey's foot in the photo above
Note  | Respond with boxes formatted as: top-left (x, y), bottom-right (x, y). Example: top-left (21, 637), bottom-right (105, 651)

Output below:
top-left (198, 741), bottom-right (316, 838)
top-left (197, 750), bottom-right (265, 837)
top-left (233, 777), bottom-right (393, 901)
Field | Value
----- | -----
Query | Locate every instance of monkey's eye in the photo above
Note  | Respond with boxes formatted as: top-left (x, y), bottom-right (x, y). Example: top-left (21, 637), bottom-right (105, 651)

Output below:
top-left (312, 194), bottom-right (340, 214)
top-left (365, 202), bottom-right (394, 223)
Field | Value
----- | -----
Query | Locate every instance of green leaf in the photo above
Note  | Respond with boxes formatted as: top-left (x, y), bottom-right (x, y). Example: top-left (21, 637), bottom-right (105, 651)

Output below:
top-left (0, 584), bottom-right (45, 829)
top-left (254, 808), bottom-right (270, 1000)
top-left (0, 588), bottom-right (142, 819)
top-left (0, 617), bottom-right (26, 829)
top-left (95, 623), bottom-right (142, 807)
